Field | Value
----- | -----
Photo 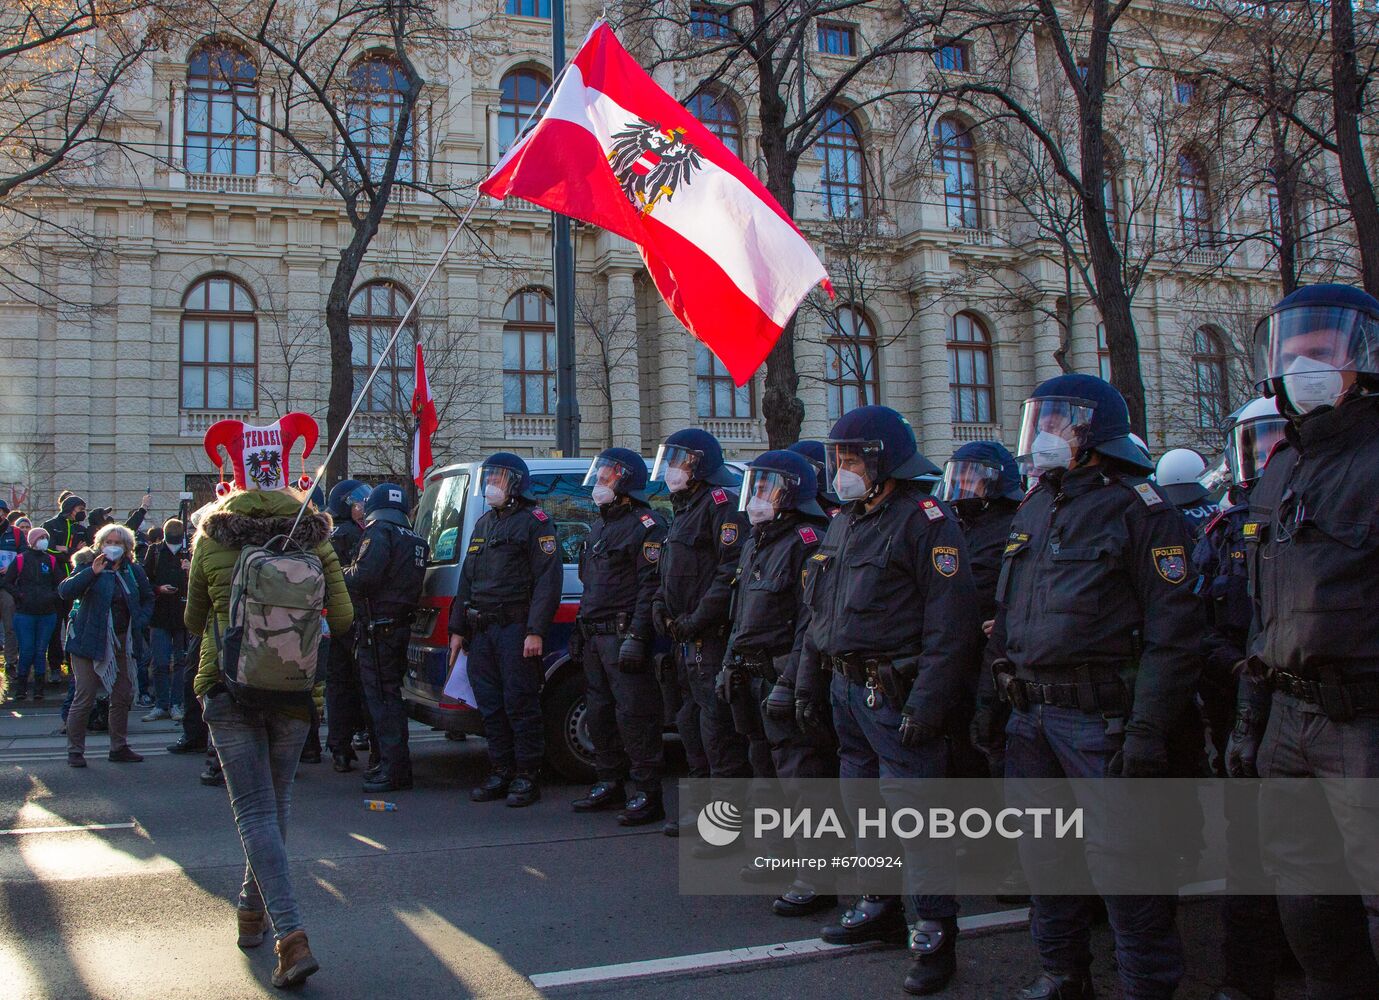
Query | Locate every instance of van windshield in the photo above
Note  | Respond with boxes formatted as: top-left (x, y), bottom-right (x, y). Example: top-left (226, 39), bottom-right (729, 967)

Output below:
top-left (414, 472), bottom-right (470, 565)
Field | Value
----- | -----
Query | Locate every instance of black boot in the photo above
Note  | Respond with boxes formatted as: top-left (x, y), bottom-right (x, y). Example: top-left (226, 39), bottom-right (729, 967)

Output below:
top-left (471, 772), bottom-right (512, 802)
top-left (363, 769), bottom-right (412, 793)
top-left (618, 788), bottom-right (666, 827)
top-left (167, 736), bottom-right (207, 754)
top-left (820, 895), bottom-right (908, 945)
top-left (200, 760), bottom-right (225, 787)
top-left (300, 745), bottom-right (322, 764)
top-left (1015, 971), bottom-right (1096, 1000)
top-left (572, 780), bottom-right (625, 812)
top-left (506, 773), bottom-right (540, 808)
top-left (332, 752), bottom-right (354, 773)
top-left (903, 917), bottom-right (959, 996)
top-left (773, 881), bottom-right (838, 917)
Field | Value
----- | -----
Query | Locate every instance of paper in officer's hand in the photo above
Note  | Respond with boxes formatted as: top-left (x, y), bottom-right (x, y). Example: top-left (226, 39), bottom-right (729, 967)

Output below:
top-left (443, 650), bottom-right (475, 709)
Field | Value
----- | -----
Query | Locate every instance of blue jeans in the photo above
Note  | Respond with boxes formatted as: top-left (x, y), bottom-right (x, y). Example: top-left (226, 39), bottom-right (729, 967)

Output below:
top-left (151, 627), bottom-right (188, 712)
top-left (202, 691), bottom-right (310, 942)
top-left (467, 622), bottom-right (544, 773)
top-left (1005, 704), bottom-right (1183, 999)
top-left (135, 630), bottom-right (152, 699)
top-left (13, 613), bottom-right (57, 683)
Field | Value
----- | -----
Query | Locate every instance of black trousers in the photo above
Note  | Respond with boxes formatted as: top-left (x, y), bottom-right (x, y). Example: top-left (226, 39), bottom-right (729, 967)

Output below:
top-left (181, 637), bottom-right (208, 744)
top-left (358, 627), bottom-right (411, 781)
top-left (672, 635), bottom-right (750, 780)
top-left (326, 626), bottom-right (374, 759)
top-left (582, 633), bottom-right (663, 792)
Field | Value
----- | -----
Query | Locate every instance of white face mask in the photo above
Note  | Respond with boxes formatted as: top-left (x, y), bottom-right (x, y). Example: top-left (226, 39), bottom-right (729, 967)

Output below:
top-left (34, 539), bottom-right (48, 551)
top-left (165, 542), bottom-right (183, 553)
top-left (1029, 431), bottom-right (1074, 474)
top-left (1281, 355), bottom-right (1345, 414)
top-left (102, 545), bottom-right (125, 562)
top-left (746, 496), bottom-right (777, 525)
top-left (663, 467), bottom-right (691, 493)
top-left (833, 469), bottom-right (869, 502)
top-left (591, 485), bottom-right (617, 506)
top-left (484, 484), bottom-right (508, 508)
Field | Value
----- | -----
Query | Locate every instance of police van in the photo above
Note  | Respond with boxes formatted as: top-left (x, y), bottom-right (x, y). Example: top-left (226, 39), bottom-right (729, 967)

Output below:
top-left (406, 458), bottom-right (678, 781)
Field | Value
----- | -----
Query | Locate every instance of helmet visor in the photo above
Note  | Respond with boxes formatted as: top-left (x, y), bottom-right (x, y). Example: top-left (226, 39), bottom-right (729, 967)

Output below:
top-left (824, 439), bottom-right (882, 500)
top-left (650, 444), bottom-right (702, 482)
top-left (582, 456), bottom-right (632, 492)
top-left (478, 466), bottom-right (517, 497)
top-left (1198, 456), bottom-right (1231, 495)
top-left (343, 484), bottom-right (370, 507)
top-left (1227, 415), bottom-right (1288, 485)
top-left (1015, 397), bottom-right (1097, 475)
top-left (738, 467), bottom-right (801, 514)
top-left (937, 459), bottom-right (1001, 502)
top-left (1253, 303), bottom-right (1379, 386)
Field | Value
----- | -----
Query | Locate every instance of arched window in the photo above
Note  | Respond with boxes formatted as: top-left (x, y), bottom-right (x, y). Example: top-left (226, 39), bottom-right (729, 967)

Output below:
top-left (825, 305), bottom-right (879, 421)
top-left (503, 288), bottom-right (556, 415)
top-left (349, 281), bottom-right (416, 412)
top-left (185, 42), bottom-right (258, 176)
top-left (819, 105), bottom-right (866, 219)
top-left (696, 343), bottom-right (753, 418)
top-left (499, 68), bottom-right (551, 154)
top-left (687, 92), bottom-right (741, 156)
top-left (1096, 322), bottom-right (1112, 382)
top-left (1192, 327), bottom-right (1229, 429)
top-left (935, 116), bottom-right (980, 229)
top-left (948, 312), bottom-right (994, 424)
top-left (180, 276), bottom-right (257, 410)
top-left (346, 54), bottom-right (415, 182)
top-left (1178, 151), bottom-right (1212, 242)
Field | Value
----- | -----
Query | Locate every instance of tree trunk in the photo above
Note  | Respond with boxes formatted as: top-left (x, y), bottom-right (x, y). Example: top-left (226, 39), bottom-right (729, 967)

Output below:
top-left (1269, 121), bottom-right (1301, 295)
top-left (324, 212), bottom-right (382, 485)
top-left (758, 92), bottom-right (805, 448)
top-left (1331, 0), bottom-right (1379, 296)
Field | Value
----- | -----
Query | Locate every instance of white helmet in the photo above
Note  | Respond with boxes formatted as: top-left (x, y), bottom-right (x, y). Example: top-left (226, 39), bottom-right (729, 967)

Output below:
top-left (1154, 448), bottom-right (1209, 506)
top-left (1226, 396), bottom-right (1287, 487)
top-left (1128, 433), bottom-right (1153, 468)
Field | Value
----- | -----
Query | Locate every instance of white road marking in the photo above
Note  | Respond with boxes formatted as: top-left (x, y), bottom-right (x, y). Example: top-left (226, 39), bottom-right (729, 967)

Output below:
top-left (0, 822), bottom-right (137, 836)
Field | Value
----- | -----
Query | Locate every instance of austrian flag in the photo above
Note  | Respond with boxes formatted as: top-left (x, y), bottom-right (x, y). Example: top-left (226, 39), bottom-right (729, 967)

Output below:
top-left (479, 22), bottom-right (830, 386)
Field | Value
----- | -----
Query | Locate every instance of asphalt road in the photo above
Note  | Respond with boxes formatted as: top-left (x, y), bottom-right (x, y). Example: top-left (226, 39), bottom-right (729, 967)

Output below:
top-left (0, 698), bottom-right (1309, 999)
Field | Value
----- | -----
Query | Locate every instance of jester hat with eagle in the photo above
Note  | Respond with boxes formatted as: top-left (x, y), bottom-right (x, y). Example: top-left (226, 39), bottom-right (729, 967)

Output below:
top-left (203, 412), bottom-right (320, 497)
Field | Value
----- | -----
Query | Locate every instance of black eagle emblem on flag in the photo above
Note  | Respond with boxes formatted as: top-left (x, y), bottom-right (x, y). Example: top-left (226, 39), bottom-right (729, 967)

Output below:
top-left (606, 118), bottom-right (704, 215)
top-left (245, 449), bottom-right (283, 490)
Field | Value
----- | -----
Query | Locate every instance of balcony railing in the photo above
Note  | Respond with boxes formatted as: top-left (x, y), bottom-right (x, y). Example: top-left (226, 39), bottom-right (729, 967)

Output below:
top-left (702, 417), bottom-right (762, 442)
top-left (505, 413), bottom-right (556, 439)
top-left (179, 410), bottom-right (255, 436)
top-left (184, 172), bottom-right (259, 195)
top-left (952, 423), bottom-right (1003, 444)
top-left (951, 226), bottom-right (1001, 247)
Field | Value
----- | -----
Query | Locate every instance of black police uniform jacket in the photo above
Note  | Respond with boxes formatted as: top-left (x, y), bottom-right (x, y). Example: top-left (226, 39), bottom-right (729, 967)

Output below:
top-left (959, 500), bottom-right (1017, 704)
top-left (1176, 499), bottom-right (1219, 542)
top-left (725, 513), bottom-right (826, 680)
top-left (653, 484), bottom-right (750, 636)
top-left (798, 481), bottom-right (979, 731)
top-left (331, 518), bottom-right (364, 566)
top-left (986, 466), bottom-right (1201, 737)
top-left (344, 515), bottom-right (429, 620)
top-left (577, 500), bottom-right (667, 640)
top-left (1192, 499), bottom-right (1252, 668)
top-left (450, 500), bottom-right (563, 637)
top-left (1246, 395), bottom-right (1379, 683)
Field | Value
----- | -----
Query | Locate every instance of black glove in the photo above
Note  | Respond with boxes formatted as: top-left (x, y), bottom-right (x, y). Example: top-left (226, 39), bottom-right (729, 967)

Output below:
top-left (567, 626), bottom-right (585, 662)
top-left (652, 603), bottom-right (671, 638)
top-left (617, 636), bottom-right (648, 673)
top-left (795, 698), bottom-right (829, 738)
top-left (899, 708), bottom-right (942, 748)
top-left (1226, 703), bottom-right (1263, 778)
top-left (673, 615), bottom-right (700, 642)
top-left (969, 698), bottom-right (1002, 756)
top-left (1109, 724), bottom-right (1169, 778)
top-left (715, 665), bottom-right (744, 703)
top-left (763, 679), bottom-right (795, 723)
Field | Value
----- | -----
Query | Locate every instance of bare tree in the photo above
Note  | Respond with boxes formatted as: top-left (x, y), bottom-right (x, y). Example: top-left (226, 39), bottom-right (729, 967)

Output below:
top-left (574, 279), bottom-right (640, 447)
top-left (1329, 0), bottom-right (1379, 294)
top-left (0, 437), bottom-right (55, 514)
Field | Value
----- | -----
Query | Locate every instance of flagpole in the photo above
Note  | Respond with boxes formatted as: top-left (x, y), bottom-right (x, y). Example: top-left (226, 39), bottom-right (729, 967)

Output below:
top-left (552, 0), bottom-right (581, 457)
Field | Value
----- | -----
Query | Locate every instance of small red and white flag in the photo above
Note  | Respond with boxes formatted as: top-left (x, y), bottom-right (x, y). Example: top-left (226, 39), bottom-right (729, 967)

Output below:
top-left (480, 22), bottom-right (830, 386)
top-left (411, 342), bottom-right (438, 490)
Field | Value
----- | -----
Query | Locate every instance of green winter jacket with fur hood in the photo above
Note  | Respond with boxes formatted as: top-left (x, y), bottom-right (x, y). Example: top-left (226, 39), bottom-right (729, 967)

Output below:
top-left (184, 489), bottom-right (354, 709)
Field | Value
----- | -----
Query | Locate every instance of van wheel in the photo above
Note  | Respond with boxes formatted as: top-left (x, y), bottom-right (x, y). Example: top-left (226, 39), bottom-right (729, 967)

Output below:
top-left (543, 670), bottom-right (596, 783)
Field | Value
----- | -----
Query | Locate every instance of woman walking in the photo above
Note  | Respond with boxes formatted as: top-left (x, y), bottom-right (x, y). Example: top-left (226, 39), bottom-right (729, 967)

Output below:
top-left (2, 527), bottom-right (62, 701)
top-left (58, 524), bottom-right (154, 766)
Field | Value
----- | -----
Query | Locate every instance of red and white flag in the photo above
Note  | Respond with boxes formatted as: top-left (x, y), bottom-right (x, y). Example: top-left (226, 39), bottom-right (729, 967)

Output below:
top-left (480, 22), bottom-right (830, 386)
top-left (411, 342), bottom-right (438, 489)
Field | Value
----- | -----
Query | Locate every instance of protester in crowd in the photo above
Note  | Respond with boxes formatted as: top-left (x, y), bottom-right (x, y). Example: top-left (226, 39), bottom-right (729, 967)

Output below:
top-left (58, 524), bottom-right (154, 767)
top-left (88, 495), bottom-right (152, 535)
top-left (186, 412), bottom-right (349, 986)
top-left (142, 519), bottom-right (190, 723)
top-left (0, 509), bottom-right (27, 683)
top-left (43, 494), bottom-right (88, 681)
top-left (1, 527), bottom-right (61, 701)
top-left (136, 524), bottom-right (163, 565)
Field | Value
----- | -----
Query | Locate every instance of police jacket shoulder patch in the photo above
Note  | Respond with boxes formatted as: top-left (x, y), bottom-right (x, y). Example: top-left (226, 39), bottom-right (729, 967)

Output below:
top-left (538, 534), bottom-right (557, 556)
top-left (932, 545), bottom-right (959, 577)
top-left (1152, 545), bottom-right (1188, 583)
top-left (720, 522), bottom-right (739, 546)
top-left (798, 525), bottom-right (818, 545)
top-left (640, 513), bottom-right (657, 529)
top-left (1242, 521), bottom-right (1260, 540)
top-left (711, 488), bottom-right (729, 505)
top-left (918, 497), bottom-right (945, 521)
top-left (642, 540), bottom-right (662, 563)
top-left (1133, 482), bottom-right (1164, 507)
top-left (531, 507), bottom-right (549, 522)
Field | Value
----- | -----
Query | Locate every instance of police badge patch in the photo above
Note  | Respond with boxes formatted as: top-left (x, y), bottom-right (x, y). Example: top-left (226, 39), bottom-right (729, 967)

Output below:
top-left (643, 540), bottom-right (662, 563)
top-left (1153, 545), bottom-right (1187, 584)
top-left (539, 535), bottom-right (557, 556)
top-left (932, 546), bottom-right (959, 577)
top-left (720, 522), bottom-right (739, 546)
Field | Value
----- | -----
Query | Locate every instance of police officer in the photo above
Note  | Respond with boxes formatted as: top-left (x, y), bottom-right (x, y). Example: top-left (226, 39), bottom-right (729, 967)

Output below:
top-left (1190, 396), bottom-right (1289, 1000)
top-left (570, 448), bottom-right (669, 826)
top-left (650, 428), bottom-right (751, 837)
top-left (1245, 284), bottom-right (1379, 997)
top-left (986, 374), bottom-right (1199, 1000)
top-left (344, 483), bottom-right (428, 793)
top-left (326, 479), bottom-right (372, 773)
top-left (449, 453), bottom-right (563, 808)
top-left (786, 439), bottom-right (842, 518)
top-left (1155, 448), bottom-right (1217, 538)
top-left (800, 405), bottom-right (979, 997)
top-left (732, 449), bottom-right (835, 916)
top-left (935, 441), bottom-right (1024, 779)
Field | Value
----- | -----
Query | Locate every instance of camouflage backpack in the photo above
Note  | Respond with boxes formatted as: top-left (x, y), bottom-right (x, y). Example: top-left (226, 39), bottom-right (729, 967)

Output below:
top-left (214, 535), bottom-right (326, 707)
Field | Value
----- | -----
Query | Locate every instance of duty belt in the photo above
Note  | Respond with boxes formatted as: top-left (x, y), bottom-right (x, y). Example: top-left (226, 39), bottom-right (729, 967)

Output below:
top-left (577, 615), bottom-right (627, 637)
top-left (729, 649), bottom-right (780, 680)
top-left (824, 653), bottom-right (892, 685)
top-left (365, 611), bottom-right (415, 635)
top-left (467, 604), bottom-right (529, 630)
top-left (998, 664), bottom-right (1129, 715)
top-left (1268, 670), bottom-right (1379, 722)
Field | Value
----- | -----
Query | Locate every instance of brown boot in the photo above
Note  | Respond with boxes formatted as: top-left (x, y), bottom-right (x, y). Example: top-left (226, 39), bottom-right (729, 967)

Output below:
top-left (271, 929), bottom-right (319, 989)
top-left (237, 908), bottom-right (266, 948)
